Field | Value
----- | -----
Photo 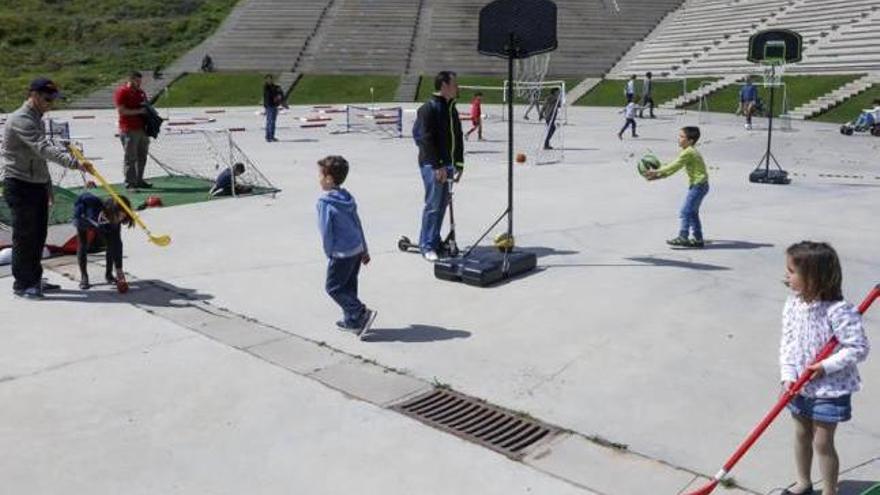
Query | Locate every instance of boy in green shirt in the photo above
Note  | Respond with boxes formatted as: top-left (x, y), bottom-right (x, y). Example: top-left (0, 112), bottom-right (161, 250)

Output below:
top-left (645, 126), bottom-right (709, 248)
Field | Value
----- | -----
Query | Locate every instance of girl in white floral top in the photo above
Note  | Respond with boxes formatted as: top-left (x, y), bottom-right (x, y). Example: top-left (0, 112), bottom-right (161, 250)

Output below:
top-left (780, 241), bottom-right (869, 495)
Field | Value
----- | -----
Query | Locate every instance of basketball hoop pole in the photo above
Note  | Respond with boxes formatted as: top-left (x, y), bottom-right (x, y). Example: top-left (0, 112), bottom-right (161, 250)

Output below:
top-left (463, 32), bottom-right (517, 260)
top-left (753, 64), bottom-right (786, 179)
top-left (506, 32), bottom-right (515, 242)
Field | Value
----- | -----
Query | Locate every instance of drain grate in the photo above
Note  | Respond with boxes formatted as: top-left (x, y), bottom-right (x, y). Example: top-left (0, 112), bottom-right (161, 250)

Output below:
top-left (392, 388), bottom-right (558, 459)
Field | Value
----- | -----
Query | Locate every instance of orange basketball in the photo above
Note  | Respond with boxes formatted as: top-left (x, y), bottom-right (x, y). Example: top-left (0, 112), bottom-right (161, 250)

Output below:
top-left (116, 279), bottom-right (129, 294)
top-left (515, 153), bottom-right (527, 163)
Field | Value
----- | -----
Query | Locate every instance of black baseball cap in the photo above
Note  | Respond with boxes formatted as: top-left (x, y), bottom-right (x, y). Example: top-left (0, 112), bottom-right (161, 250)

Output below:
top-left (29, 78), bottom-right (63, 100)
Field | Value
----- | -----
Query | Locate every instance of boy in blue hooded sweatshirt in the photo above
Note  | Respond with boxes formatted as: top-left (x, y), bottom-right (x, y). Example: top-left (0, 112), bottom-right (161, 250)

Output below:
top-left (317, 155), bottom-right (376, 338)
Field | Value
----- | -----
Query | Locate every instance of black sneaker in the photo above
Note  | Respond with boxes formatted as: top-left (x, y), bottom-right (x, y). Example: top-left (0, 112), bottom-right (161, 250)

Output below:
top-left (16, 286), bottom-right (43, 299)
top-left (79, 278), bottom-right (91, 290)
top-left (137, 181), bottom-right (153, 189)
top-left (41, 280), bottom-right (61, 291)
top-left (666, 237), bottom-right (690, 247)
top-left (688, 239), bottom-right (706, 248)
top-left (357, 309), bottom-right (377, 339)
top-left (105, 273), bottom-right (116, 284)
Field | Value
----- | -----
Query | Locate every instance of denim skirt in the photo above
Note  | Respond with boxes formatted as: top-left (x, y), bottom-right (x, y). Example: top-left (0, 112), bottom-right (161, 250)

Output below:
top-left (787, 394), bottom-right (852, 423)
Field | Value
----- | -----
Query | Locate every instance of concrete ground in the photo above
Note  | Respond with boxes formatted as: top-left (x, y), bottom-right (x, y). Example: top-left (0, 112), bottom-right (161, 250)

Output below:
top-left (1, 103), bottom-right (878, 495)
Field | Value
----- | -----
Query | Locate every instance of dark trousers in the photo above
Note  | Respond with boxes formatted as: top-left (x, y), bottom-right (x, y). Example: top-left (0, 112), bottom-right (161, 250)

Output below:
top-left (619, 118), bottom-right (637, 136)
top-left (76, 224), bottom-right (123, 281)
top-left (326, 255), bottom-right (365, 327)
top-left (640, 96), bottom-right (655, 118)
top-left (265, 106), bottom-right (278, 141)
top-left (3, 178), bottom-right (49, 292)
top-left (120, 130), bottom-right (149, 186)
top-left (544, 118), bottom-right (557, 148)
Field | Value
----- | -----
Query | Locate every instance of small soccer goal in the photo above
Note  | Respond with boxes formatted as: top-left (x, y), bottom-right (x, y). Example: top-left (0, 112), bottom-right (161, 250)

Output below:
top-left (148, 128), bottom-right (279, 197)
top-left (460, 80), bottom-right (566, 165)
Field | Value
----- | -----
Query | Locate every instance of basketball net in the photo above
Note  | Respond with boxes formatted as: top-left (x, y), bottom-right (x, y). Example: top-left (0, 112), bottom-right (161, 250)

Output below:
top-left (514, 53), bottom-right (551, 99)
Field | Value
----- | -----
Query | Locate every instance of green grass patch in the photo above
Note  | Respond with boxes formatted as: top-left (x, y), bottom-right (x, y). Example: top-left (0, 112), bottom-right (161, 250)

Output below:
top-left (0, 175), bottom-right (266, 227)
top-left (812, 84), bottom-right (880, 124)
top-left (684, 75), bottom-right (863, 117)
top-left (575, 78), bottom-right (719, 107)
top-left (289, 75), bottom-right (400, 104)
top-left (155, 72), bottom-right (269, 107)
top-left (415, 75), bottom-right (581, 105)
top-left (0, 0), bottom-right (239, 112)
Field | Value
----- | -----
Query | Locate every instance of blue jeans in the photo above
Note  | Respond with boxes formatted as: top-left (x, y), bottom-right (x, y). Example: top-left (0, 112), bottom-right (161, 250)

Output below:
top-left (419, 164), bottom-right (452, 252)
top-left (265, 106), bottom-right (277, 141)
top-left (326, 255), bottom-right (365, 327)
top-left (678, 182), bottom-right (709, 241)
top-left (855, 112), bottom-right (875, 129)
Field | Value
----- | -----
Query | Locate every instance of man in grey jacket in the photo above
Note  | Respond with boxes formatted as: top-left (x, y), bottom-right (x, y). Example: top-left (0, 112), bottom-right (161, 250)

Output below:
top-left (2, 78), bottom-right (91, 298)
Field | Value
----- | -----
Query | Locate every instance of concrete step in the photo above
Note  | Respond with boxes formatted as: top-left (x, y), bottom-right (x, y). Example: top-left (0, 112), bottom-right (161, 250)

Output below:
top-left (789, 72), bottom-right (880, 119)
top-left (394, 74), bottom-right (421, 102)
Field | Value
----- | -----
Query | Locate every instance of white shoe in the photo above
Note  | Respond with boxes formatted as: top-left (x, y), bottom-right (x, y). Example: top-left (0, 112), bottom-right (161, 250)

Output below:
top-left (745, 124), bottom-right (752, 130)
top-left (423, 250), bottom-right (439, 262)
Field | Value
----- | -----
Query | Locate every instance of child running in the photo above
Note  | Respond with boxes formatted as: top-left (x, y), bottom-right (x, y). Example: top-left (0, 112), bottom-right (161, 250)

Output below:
top-left (316, 155), bottom-right (376, 338)
top-left (72, 192), bottom-right (134, 290)
top-left (645, 126), bottom-right (709, 248)
top-left (779, 241), bottom-right (869, 495)
top-left (618, 100), bottom-right (639, 139)
top-left (465, 92), bottom-right (483, 141)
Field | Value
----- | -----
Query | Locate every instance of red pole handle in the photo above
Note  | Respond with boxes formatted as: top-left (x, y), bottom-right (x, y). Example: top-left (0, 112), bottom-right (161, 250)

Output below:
top-left (688, 284), bottom-right (879, 495)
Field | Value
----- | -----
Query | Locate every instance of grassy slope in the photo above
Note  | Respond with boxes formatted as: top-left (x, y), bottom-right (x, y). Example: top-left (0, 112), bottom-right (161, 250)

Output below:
top-left (575, 78), bottom-right (719, 107)
top-left (290, 75), bottom-right (400, 104)
top-left (683, 75), bottom-right (862, 118)
top-left (155, 72), bottom-right (270, 107)
top-left (812, 84), bottom-right (880, 124)
top-left (415, 75), bottom-right (581, 105)
top-left (0, 0), bottom-right (238, 111)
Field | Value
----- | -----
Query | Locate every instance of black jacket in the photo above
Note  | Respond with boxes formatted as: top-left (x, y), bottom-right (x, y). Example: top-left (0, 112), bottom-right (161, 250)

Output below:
top-left (143, 104), bottom-right (164, 138)
top-left (263, 83), bottom-right (284, 108)
top-left (414, 94), bottom-right (464, 170)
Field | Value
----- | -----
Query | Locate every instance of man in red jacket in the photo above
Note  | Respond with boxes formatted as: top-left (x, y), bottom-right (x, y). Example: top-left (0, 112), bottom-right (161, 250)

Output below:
top-left (113, 71), bottom-right (152, 189)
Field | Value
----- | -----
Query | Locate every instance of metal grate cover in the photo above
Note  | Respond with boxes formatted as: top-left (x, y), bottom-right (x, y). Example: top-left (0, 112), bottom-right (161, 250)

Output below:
top-left (392, 388), bottom-right (558, 459)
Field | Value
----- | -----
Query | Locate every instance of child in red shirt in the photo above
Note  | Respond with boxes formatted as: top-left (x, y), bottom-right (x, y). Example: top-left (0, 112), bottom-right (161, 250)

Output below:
top-left (465, 92), bottom-right (483, 141)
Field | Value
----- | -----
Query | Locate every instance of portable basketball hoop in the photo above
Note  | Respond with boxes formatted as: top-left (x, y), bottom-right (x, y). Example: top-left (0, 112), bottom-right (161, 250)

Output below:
top-left (747, 29), bottom-right (802, 185)
top-left (434, 0), bottom-right (557, 286)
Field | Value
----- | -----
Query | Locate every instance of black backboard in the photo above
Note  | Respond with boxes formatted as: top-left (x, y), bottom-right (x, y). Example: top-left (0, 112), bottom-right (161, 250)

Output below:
top-left (748, 29), bottom-right (803, 64)
top-left (478, 0), bottom-right (558, 59)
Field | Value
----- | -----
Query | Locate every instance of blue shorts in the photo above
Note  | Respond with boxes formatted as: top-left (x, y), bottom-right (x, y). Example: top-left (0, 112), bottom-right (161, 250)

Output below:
top-left (787, 394), bottom-right (852, 423)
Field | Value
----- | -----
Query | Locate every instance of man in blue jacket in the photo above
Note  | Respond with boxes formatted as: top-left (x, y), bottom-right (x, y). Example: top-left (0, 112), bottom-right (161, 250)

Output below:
top-left (412, 71), bottom-right (464, 262)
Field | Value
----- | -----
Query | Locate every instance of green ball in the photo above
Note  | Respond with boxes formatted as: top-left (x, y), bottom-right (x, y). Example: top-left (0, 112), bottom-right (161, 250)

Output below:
top-left (637, 154), bottom-right (661, 177)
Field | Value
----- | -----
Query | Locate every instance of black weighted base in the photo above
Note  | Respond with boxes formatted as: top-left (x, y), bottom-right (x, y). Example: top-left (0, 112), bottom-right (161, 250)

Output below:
top-left (749, 168), bottom-right (790, 184)
top-left (434, 248), bottom-right (537, 287)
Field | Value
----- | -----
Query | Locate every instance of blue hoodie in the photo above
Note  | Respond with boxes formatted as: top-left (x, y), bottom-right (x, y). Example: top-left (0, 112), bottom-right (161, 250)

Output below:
top-left (317, 188), bottom-right (367, 259)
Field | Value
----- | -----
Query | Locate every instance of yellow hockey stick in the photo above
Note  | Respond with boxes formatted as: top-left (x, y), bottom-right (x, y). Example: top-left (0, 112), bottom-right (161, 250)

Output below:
top-left (68, 145), bottom-right (171, 247)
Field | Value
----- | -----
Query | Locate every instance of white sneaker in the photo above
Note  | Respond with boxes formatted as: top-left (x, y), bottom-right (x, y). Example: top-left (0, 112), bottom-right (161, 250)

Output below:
top-left (745, 123), bottom-right (752, 130)
top-left (423, 250), bottom-right (439, 262)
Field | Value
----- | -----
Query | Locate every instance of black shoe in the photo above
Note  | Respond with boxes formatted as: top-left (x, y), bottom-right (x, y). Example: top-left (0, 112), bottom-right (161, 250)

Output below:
top-left (79, 278), bottom-right (91, 290)
top-left (781, 484), bottom-right (813, 495)
top-left (136, 181), bottom-right (153, 189)
top-left (16, 286), bottom-right (44, 299)
top-left (666, 237), bottom-right (690, 247)
top-left (41, 279), bottom-right (61, 292)
top-left (688, 239), bottom-right (705, 248)
top-left (125, 183), bottom-right (138, 190)
top-left (357, 309), bottom-right (377, 339)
